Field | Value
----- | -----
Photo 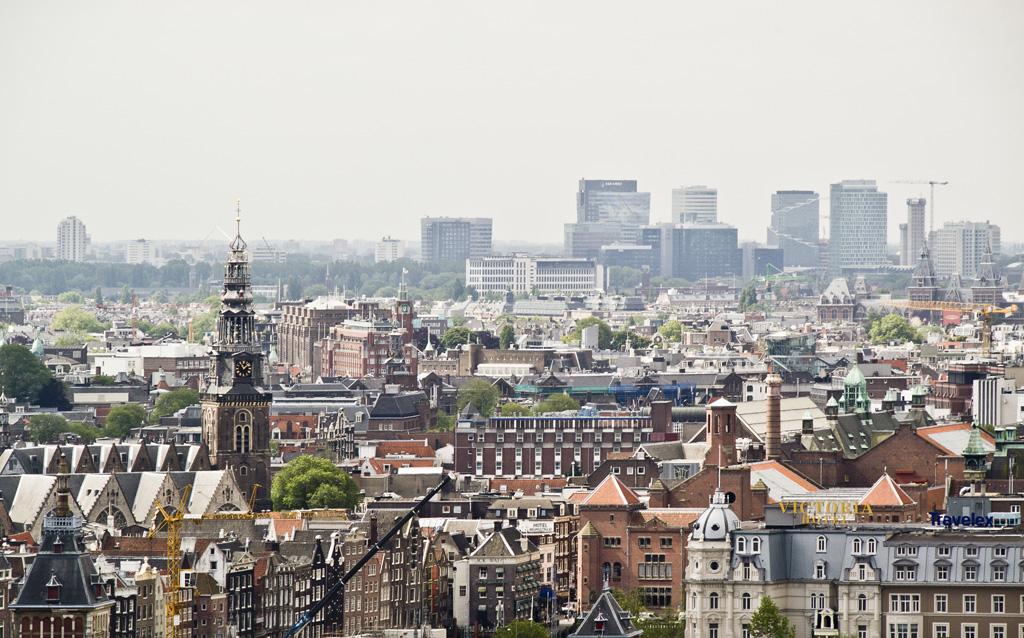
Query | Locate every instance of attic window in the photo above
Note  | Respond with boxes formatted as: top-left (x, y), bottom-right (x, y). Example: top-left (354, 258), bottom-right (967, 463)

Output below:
top-left (46, 573), bottom-right (62, 602)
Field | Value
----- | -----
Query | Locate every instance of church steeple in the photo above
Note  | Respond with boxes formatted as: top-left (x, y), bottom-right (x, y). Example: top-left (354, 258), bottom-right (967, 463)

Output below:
top-left (201, 202), bottom-right (272, 510)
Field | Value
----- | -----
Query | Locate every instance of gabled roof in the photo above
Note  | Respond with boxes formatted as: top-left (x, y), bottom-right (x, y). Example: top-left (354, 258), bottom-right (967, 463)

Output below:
top-left (916, 422), bottom-right (995, 456)
top-left (747, 460), bottom-right (820, 502)
top-left (570, 583), bottom-right (642, 638)
top-left (860, 473), bottom-right (915, 507)
top-left (581, 475), bottom-right (641, 508)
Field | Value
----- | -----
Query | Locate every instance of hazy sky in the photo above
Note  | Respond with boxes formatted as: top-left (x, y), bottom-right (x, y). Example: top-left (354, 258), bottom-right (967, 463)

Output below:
top-left (2, 1), bottom-right (1022, 244)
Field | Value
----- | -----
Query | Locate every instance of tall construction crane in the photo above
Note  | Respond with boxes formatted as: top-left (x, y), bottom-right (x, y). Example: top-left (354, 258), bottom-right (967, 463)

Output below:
top-left (283, 473), bottom-right (452, 638)
top-left (889, 180), bottom-right (949, 233)
top-left (888, 299), bottom-right (1017, 355)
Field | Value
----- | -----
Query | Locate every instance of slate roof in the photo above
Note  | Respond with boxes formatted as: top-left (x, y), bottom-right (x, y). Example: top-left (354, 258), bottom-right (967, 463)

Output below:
top-left (370, 391), bottom-right (427, 418)
top-left (570, 583), bottom-right (641, 638)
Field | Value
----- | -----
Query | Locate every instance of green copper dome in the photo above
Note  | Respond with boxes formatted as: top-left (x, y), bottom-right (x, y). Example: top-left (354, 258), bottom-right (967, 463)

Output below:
top-left (844, 364), bottom-right (865, 387)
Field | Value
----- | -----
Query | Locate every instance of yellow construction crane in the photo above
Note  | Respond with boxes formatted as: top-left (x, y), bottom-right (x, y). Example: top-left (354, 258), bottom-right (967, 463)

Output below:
top-left (148, 483), bottom-right (351, 638)
top-left (889, 299), bottom-right (1017, 355)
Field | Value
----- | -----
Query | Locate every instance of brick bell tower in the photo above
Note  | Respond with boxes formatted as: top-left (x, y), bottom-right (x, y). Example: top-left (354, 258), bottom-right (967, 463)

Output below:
top-left (201, 202), bottom-right (272, 510)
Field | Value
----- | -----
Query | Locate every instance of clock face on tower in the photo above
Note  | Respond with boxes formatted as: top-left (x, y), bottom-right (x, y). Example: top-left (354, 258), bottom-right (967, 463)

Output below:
top-left (234, 359), bottom-right (253, 378)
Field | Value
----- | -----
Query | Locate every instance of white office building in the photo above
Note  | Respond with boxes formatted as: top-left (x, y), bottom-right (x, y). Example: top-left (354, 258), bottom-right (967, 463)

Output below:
top-left (672, 185), bottom-right (718, 224)
top-left (57, 216), bottom-right (89, 262)
top-left (829, 180), bottom-right (888, 269)
top-left (375, 236), bottom-right (402, 263)
top-left (900, 198), bottom-right (926, 266)
top-left (125, 239), bottom-right (154, 265)
top-left (465, 255), bottom-right (604, 295)
top-left (928, 221), bottom-right (1001, 278)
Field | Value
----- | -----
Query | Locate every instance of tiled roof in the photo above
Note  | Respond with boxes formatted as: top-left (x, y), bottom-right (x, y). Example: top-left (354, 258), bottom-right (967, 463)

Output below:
top-left (917, 422), bottom-right (995, 456)
top-left (860, 473), bottom-right (915, 507)
top-left (581, 475), bottom-right (641, 508)
top-left (748, 460), bottom-right (819, 502)
top-left (490, 478), bottom-right (568, 495)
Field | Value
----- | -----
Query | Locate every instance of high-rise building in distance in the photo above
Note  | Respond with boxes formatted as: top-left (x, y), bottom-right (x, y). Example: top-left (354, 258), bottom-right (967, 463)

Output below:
top-left (57, 215), bottom-right (89, 262)
top-left (375, 236), bottom-right (402, 263)
top-left (901, 198), bottom-right (927, 266)
top-left (640, 223), bottom-right (741, 280)
top-left (767, 190), bottom-right (820, 267)
top-left (566, 180), bottom-right (650, 258)
top-left (828, 180), bottom-right (887, 269)
top-left (929, 221), bottom-right (1001, 278)
top-left (420, 217), bottom-right (492, 263)
top-left (672, 185), bottom-right (717, 224)
top-left (125, 239), bottom-right (154, 265)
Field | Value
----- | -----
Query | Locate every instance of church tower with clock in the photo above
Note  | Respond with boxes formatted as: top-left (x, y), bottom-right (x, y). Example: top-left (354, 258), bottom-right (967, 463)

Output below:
top-left (201, 205), bottom-right (272, 509)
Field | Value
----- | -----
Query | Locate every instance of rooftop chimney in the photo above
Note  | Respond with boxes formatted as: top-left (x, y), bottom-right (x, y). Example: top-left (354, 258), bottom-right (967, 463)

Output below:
top-left (369, 512), bottom-right (379, 545)
top-left (765, 373), bottom-right (782, 460)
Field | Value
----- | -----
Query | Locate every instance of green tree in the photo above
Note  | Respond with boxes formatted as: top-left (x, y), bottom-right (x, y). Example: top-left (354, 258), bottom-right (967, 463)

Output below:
top-left (658, 319), bottom-right (682, 342)
top-left (104, 404), bottom-right (147, 438)
top-left (749, 595), bottom-right (795, 638)
top-left (611, 330), bottom-right (652, 351)
top-left (57, 291), bottom-right (84, 304)
top-left (441, 326), bottom-right (473, 349)
top-left (94, 286), bottom-right (104, 305)
top-left (456, 378), bottom-right (500, 417)
top-left (564, 317), bottom-right (613, 349)
top-left (120, 285), bottom-right (132, 304)
top-left (37, 378), bottom-right (71, 410)
top-left (51, 305), bottom-right (107, 333)
top-left (0, 344), bottom-right (53, 402)
top-left (499, 323), bottom-right (516, 349)
top-left (55, 333), bottom-right (87, 347)
top-left (534, 392), bottom-right (579, 414)
top-left (271, 456), bottom-right (362, 510)
top-left (499, 402), bottom-right (531, 417)
top-left (494, 621), bottom-right (548, 638)
top-left (92, 374), bottom-right (117, 386)
top-left (150, 388), bottom-right (200, 421)
top-left (611, 589), bottom-right (682, 638)
top-left (304, 284), bottom-right (329, 298)
top-left (868, 313), bottom-right (921, 345)
top-left (448, 277), bottom-right (466, 301)
top-left (431, 413), bottom-right (456, 431)
top-left (27, 415), bottom-right (98, 444)
top-left (739, 283), bottom-right (758, 310)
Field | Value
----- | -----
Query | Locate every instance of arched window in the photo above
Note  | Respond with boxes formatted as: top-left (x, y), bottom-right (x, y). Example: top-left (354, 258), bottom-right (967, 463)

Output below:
top-left (235, 424), bottom-right (251, 453)
top-left (737, 537), bottom-right (747, 553)
top-left (816, 535), bottom-right (827, 553)
top-left (852, 538), bottom-right (863, 554)
top-left (866, 538), bottom-right (877, 554)
top-left (741, 593), bottom-right (751, 610)
top-left (751, 537), bottom-right (762, 553)
top-left (709, 593), bottom-right (719, 610)
top-left (613, 563), bottom-right (622, 579)
top-left (857, 594), bottom-right (867, 611)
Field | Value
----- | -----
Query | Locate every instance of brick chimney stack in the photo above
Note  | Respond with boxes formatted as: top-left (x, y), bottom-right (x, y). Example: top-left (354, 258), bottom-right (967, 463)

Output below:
top-left (765, 373), bottom-right (783, 460)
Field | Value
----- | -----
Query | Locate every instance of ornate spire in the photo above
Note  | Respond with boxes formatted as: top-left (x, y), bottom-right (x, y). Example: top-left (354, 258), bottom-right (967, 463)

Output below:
top-left (229, 198), bottom-right (247, 253)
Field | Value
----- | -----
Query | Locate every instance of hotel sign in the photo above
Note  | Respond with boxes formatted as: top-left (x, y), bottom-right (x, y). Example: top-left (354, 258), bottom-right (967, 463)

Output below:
top-left (778, 500), bottom-right (875, 526)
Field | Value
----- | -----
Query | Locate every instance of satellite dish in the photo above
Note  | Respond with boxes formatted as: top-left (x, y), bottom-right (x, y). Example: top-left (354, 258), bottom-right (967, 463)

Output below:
top-left (725, 491), bottom-right (737, 504)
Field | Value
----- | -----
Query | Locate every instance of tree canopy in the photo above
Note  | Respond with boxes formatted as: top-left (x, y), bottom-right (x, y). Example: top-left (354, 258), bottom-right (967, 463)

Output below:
top-left (657, 319), bottom-right (682, 342)
top-left (441, 326), bottom-right (473, 349)
top-left (271, 456), bottom-right (362, 510)
top-left (534, 392), bottom-right (579, 414)
top-left (28, 414), bottom-right (99, 444)
top-left (0, 344), bottom-right (53, 403)
top-left (51, 305), bottom-right (108, 333)
top-left (104, 403), bottom-right (147, 438)
top-left (499, 323), bottom-right (516, 349)
top-left (611, 330), bottom-right (652, 351)
top-left (868, 313), bottom-right (921, 345)
top-left (150, 388), bottom-right (200, 421)
top-left (499, 402), bottom-right (531, 417)
top-left (749, 595), bottom-right (796, 638)
top-left (457, 378), bottom-right (500, 417)
top-left (564, 317), bottom-right (613, 349)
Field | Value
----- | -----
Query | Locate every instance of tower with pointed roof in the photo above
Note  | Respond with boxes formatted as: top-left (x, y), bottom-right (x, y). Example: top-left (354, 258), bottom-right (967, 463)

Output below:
top-left (838, 364), bottom-right (869, 414)
top-left (200, 203), bottom-right (272, 509)
top-left (908, 243), bottom-right (940, 303)
top-left (11, 453), bottom-right (114, 636)
top-left (971, 238), bottom-right (1004, 305)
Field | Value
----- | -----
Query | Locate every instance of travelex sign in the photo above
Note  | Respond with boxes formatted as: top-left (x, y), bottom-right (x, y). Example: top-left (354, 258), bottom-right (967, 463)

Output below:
top-left (929, 511), bottom-right (995, 528)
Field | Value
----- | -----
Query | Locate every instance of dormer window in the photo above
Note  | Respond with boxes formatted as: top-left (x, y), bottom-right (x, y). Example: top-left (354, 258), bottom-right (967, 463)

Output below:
top-left (46, 573), bottom-right (62, 602)
top-left (866, 538), bottom-right (877, 554)
top-left (751, 537), bottom-right (762, 554)
top-left (816, 536), bottom-right (827, 553)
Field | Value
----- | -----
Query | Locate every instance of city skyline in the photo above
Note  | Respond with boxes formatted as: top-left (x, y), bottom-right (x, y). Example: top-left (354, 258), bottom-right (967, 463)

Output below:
top-left (2, 2), bottom-right (1022, 243)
